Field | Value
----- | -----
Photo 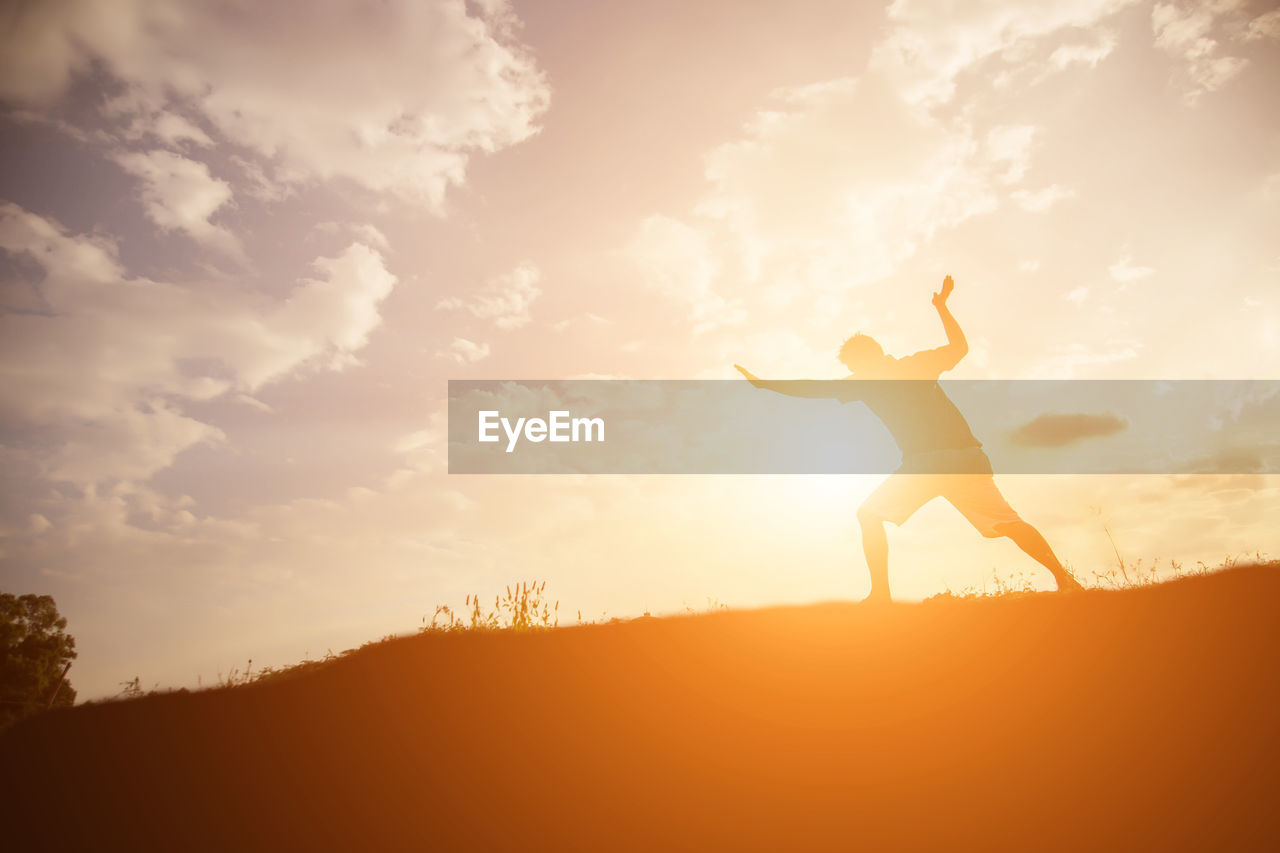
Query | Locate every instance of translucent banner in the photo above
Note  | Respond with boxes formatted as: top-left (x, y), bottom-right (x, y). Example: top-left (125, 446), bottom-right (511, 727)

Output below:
top-left (447, 380), bottom-right (1280, 475)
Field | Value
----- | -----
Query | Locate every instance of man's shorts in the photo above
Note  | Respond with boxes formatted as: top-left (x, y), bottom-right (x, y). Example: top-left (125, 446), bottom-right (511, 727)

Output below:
top-left (860, 447), bottom-right (1021, 538)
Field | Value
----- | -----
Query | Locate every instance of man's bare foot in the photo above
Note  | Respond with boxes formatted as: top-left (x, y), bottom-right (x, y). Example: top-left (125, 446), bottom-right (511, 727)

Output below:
top-left (863, 591), bottom-right (893, 605)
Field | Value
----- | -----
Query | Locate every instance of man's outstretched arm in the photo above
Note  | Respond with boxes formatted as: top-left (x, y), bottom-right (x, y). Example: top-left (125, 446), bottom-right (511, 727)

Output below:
top-left (733, 364), bottom-right (840, 399)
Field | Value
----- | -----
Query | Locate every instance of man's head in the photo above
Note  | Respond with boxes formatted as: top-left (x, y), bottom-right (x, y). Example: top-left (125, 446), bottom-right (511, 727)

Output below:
top-left (838, 333), bottom-right (884, 372)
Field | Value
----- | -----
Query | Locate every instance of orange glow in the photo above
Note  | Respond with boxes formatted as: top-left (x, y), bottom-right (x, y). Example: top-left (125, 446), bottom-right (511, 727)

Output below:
top-left (0, 0), bottom-right (1276, 706)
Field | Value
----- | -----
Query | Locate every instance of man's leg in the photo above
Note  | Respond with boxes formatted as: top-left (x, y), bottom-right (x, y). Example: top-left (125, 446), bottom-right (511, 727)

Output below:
top-left (944, 470), bottom-right (1084, 594)
top-left (857, 505), bottom-right (892, 601)
top-left (993, 520), bottom-right (1083, 592)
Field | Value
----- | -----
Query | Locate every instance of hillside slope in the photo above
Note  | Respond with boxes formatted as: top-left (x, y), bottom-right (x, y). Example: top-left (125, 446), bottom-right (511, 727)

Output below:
top-left (4, 565), bottom-right (1280, 851)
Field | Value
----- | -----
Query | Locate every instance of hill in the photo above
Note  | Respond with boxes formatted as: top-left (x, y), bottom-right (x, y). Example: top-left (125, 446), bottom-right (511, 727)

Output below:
top-left (3, 565), bottom-right (1279, 851)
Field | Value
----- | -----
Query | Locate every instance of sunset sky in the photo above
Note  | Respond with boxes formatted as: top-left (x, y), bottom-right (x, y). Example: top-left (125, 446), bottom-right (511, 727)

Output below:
top-left (2, 0), bottom-right (1278, 700)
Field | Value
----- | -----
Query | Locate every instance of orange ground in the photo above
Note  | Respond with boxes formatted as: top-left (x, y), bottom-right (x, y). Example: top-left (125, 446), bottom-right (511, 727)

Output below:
top-left (4, 565), bottom-right (1278, 851)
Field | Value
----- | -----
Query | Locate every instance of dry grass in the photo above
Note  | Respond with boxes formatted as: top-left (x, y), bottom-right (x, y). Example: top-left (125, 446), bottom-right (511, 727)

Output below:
top-left (111, 550), bottom-right (1270, 700)
top-left (423, 580), bottom-right (559, 633)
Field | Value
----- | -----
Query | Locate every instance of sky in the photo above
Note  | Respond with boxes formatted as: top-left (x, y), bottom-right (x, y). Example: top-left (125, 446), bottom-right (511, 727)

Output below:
top-left (1, 0), bottom-right (1278, 700)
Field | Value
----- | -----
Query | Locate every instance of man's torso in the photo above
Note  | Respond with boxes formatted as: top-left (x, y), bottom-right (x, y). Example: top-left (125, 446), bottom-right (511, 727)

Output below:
top-left (836, 355), bottom-right (982, 456)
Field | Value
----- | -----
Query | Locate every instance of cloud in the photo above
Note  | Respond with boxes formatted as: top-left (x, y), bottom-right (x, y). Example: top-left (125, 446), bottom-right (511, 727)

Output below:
top-left (0, 0), bottom-right (550, 209)
top-left (552, 313), bottom-right (612, 334)
top-left (622, 1), bottom-right (1170, 341)
top-left (1151, 1), bottom-right (1251, 103)
top-left (630, 215), bottom-right (743, 334)
top-left (1009, 412), bottom-right (1129, 447)
top-left (441, 337), bottom-right (491, 364)
top-left (708, 329), bottom-right (838, 378)
top-left (987, 125), bottom-right (1037, 184)
top-left (112, 149), bottom-right (242, 256)
top-left (701, 76), bottom-right (998, 286)
top-left (148, 112), bottom-right (213, 147)
top-left (1032, 341), bottom-right (1142, 378)
top-left (628, 2), bottom-right (1142, 335)
top-left (49, 401), bottom-right (227, 486)
top-left (1011, 183), bottom-right (1076, 212)
top-left (1245, 9), bottom-right (1280, 41)
top-left (0, 202), bottom-right (396, 485)
top-left (1049, 30), bottom-right (1120, 69)
top-left (869, 0), bottom-right (1137, 106)
top-left (1109, 251), bottom-right (1155, 283)
top-left (389, 411), bottom-right (448, 482)
top-left (1183, 445), bottom-right (1270, 474)
top-left (314, 221), bottom-right (391, 251)
top-left (631, 74), bottom-right (1027, 323)
top-left (253, 242), bottom-right (399, 380)
top-left (437, 263), bottom-right (542, 330)
top-left (1066, 286), bottom-right (1090, 304)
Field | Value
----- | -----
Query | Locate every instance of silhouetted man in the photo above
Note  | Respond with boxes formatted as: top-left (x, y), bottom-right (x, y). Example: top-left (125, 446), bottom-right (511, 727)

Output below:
top-left (735, 275), bottom-right (1083, 603)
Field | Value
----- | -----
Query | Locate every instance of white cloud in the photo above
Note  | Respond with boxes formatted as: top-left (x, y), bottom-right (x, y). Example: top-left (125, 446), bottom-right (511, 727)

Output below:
top-left (1245, 9), bottom-right (1280, 41)
top-left (0, 0), bottom-right (550, 210)
top-left (390, 411), bottom-right (448, 481)
top-left (353, 225), bottom-right (390, 252)
top-left (992, 27), bottom-right (1120, 90)
top-left (986, 125), bottom-right (1037, 184)
top-left (1108, 251), bottom-right (1155, 283)
top-left (1011, 183), bottom-right (1076, 212)
top-left (869, 0), bottom-right (1137, 107)
top-left (50, 401), bottom-right (227, 486)
top-left (441, 337), bottom-right (491, 364)
top-left (437, 263), bottom-right (542, 330)
top-left (1049, 30), bottom-right (1119, 68)
top-left (627, 7), bottom-right (1142, 332)
top-left (552, 313), bottom-right (612, 333)
top-left (252, 242), bottom-right (399, 380)
top-left (631, 75), bottom-right (1008, 323)
top-left (713, 80), bottom-right (993, 285)
top-left (150, 112), bottom-right (213, 147)
top-left (630, 215), bottom-right (743, 334)
top-left (1032, 339), bottom-right (1142, 378)
top-left (1152, 1), bottom-right (1250, 103)
top-left (0, 202), bottom-right (396, 485)
top-left (112, 149), bottom-right (241, 256)
top-left (709, 329), bottom-right (838, 378)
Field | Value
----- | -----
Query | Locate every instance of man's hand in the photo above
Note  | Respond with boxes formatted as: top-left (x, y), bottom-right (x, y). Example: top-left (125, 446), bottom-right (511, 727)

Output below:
top-left (932, 274), bottom-right (954, 309)
top-left (734, 364), bottom-right (764, 387)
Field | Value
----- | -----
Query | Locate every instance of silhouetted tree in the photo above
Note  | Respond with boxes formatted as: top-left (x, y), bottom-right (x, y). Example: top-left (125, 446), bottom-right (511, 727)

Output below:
top-left (1, 593), bottom-right (77, 729)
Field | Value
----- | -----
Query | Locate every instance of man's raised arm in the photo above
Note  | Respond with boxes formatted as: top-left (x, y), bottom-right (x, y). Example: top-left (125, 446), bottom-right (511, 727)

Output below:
top-left (906, 275), bottom-right (968, 376)
top-left (934, 275), bottom-right (968, 354)
top-left (733, 364), bottom-right (840, 399)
